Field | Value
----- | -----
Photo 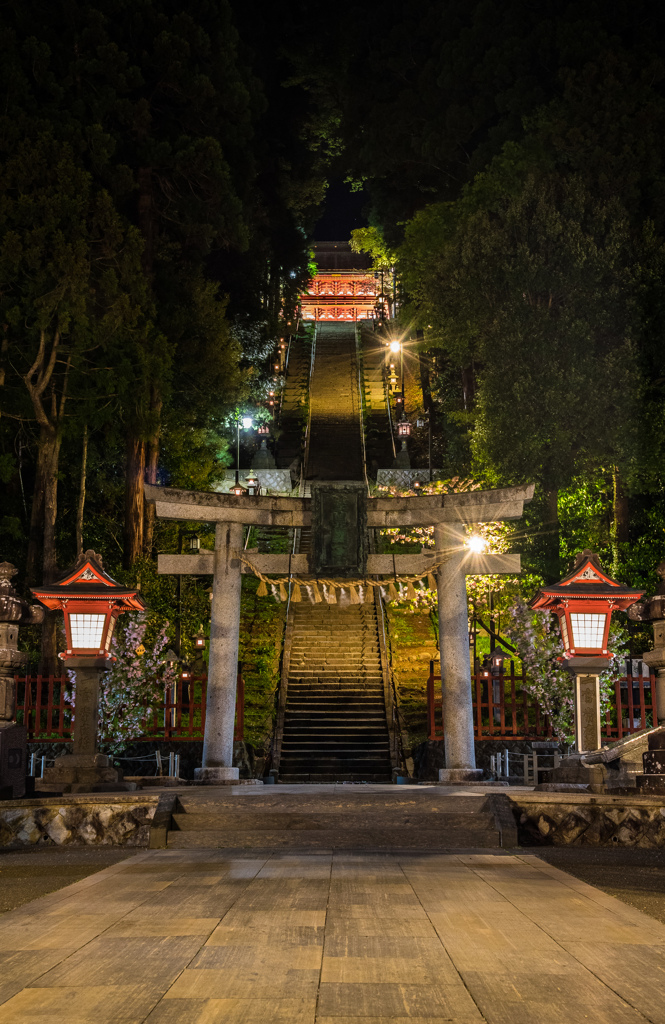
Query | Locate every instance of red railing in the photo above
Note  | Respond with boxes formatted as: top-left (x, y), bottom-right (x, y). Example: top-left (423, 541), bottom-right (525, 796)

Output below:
top-left (15, 671), bottom-right (245, 743)
top-left (427, 660), bottom-right (657, 742)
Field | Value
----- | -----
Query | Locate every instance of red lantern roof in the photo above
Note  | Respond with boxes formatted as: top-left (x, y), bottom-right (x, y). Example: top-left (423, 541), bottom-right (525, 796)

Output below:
top-left (530, 549), bottom-right (643, 660)
top-left (31, 551), bottom-right (146, 610)
top-left (530, 550), bottom-right (643, 611)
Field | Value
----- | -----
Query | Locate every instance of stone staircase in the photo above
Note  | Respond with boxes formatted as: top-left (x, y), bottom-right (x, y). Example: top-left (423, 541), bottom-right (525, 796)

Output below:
top-left (276, 602), bottom-right (393, 783)
top-left (164, 788), bottom-right (505, 850)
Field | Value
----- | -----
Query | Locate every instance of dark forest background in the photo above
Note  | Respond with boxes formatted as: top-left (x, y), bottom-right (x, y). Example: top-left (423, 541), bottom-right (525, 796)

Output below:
top-left (2, 0), bottom-right (665, 666)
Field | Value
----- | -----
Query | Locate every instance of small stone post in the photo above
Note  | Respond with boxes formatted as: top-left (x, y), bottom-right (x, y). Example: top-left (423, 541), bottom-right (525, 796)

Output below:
top-left (196, 521), bottom-right (244, 782)
top-left (434, 522), bottom-right (482, 782)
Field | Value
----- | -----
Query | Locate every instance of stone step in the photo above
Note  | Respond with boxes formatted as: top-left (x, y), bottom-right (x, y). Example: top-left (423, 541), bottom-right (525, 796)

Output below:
top-left (167, 828), bottom-right (501, 850)
top-left (175, 792), bottom-right (490, 812)
top-left (171, 811), bottom-right (495, 831)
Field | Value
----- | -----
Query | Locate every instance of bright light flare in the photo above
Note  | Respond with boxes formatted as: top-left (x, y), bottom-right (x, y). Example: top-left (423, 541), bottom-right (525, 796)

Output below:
top-left (466, 534), bottom-right (487, 554)
top-left (389, 339), bottom-right (401, 353)
top-left (242, 416), bottom-right (253, 429)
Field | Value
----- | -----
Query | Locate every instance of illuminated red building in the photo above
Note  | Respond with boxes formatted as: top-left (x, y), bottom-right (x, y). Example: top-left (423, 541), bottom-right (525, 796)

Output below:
top-left (301, 241), bottom-right (385, 321)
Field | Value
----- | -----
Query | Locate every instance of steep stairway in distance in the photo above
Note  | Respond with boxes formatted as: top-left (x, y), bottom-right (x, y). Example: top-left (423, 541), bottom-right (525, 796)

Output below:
top-left (278, 602), bottom-right (393, 783)
top-left (165, 789), bottom-right (504, 850)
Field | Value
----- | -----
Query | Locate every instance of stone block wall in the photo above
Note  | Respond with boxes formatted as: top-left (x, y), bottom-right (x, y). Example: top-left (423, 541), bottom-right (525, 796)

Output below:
top-left (510, 793), bottom-right (665, 847)
top-left (0, 794), bottom-right (159, 848)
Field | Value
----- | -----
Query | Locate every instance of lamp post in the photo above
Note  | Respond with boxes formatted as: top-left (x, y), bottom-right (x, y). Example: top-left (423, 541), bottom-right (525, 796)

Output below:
top-left (31, 550), bottom-right (146, 792)
top-left (530, 550), bottom-right (643, 752)
top-left (234, 412), bottom-right (254, 487)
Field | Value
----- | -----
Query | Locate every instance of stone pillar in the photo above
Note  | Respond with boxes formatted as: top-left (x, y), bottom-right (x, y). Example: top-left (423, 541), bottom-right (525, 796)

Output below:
top-left (42, 657), bottom-right (121, 793)
top-left (196, 520), bottom-right (243, 782)
top-left (434, 522), bottom-right (482, 783)
top-left (71, 667), bottom-right (102, 756)
top-left (574, 674), bottom-right (601, 752)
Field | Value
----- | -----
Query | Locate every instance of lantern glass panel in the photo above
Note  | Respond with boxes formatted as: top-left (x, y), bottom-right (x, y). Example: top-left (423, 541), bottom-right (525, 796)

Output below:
top-left (104, 616), bottom-right (116, 651)
top-left (70, 613), bottom-right (106, 649)
top-left (559, 615), bottom-right (570, 650)
top-left (570, 612), bottom-right (606, 649)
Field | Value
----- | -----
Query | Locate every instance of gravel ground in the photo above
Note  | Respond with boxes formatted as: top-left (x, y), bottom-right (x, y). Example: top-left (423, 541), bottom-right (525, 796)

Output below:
top-left (0, 846), bottom-right (138, 914)
top-left (534, 847), bottom-right (665, 923)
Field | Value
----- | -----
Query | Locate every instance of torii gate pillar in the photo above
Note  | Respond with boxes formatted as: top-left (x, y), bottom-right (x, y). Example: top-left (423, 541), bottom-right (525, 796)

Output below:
top-left (196, 521), bottom-right (244, 782)
top-left (435, 522), bottom-right (481, 782)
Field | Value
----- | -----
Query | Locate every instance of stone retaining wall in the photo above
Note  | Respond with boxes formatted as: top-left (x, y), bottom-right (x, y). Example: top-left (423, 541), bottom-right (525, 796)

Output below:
top-left (0, 794), bottom-right (159, 848)
top-left (510, 792), bottom-right (665, 847)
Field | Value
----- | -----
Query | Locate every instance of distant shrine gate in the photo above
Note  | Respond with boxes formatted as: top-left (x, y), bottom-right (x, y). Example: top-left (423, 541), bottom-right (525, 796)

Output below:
top-left (148, 481), bottom-right (534, 783)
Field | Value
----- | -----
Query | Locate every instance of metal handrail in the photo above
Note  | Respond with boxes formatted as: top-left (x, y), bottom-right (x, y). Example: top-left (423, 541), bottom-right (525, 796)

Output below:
top-left (355, 322), bottom-right (371, 495)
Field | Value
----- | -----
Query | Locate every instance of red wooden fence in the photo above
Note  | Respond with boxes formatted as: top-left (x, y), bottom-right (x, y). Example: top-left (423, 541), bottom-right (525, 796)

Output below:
top-left (15, 672), bottom-right (245, 743)
top-left (427, 660), bottom-right (658, 742)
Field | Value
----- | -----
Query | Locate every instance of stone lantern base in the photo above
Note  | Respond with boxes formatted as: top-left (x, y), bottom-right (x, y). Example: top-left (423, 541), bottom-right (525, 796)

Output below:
top-left (39, 753), bottom-right (136, 794)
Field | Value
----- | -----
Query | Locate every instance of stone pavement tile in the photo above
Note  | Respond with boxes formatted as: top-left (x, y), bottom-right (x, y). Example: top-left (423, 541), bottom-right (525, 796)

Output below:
top-left (561, 942), bottom-right (665, 1024)
top-left (0, 983), bottom-right (164, 1024)
top-left (504, 898), bottom-right (663, 944)
top-left (458, 969), bottom-right (647, 1024)
top-left (325, 915), bottom-right (436, 937)
top-left (326, 904), bottom-right (428, 920)
top-left (427, 904), bottom-right (562, 957)
top-left (228, 879), bottom-right (329, 911)
top-left (31, 935), bottom-right (204, 988)
top-left (316, 1018), bottom-right (482, 1024)
top-left (256, 855), bottom-right (331, 879)
top-left (207, 907), bottom-right (325, 936)
top-left (130, 889), bottom-right (241, 917)
top-left (190, 944), bottom-right (323, 970)
top-left (105, 916), bottom-right (219, 937)
top-left (145, 996), bottom-right (317, 1023)
top-left (323, 934), bottom-right (445, 960)
top-left (328, 893), bottom-right (422, 909)
top-left (2, 913), bottom-right (123, 951)
top-left (320, 956), bottom-right (452, 985)
top-left (316, 982), bottom-right (483, 1020)
top-left (165, 967), bottom-right (320, 1000)
top-left (0, 949), bottom-right (75, 1005)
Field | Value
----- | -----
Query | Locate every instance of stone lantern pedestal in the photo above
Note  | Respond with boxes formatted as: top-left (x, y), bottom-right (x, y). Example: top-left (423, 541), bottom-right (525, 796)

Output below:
top-left (41, 658), bottom-right (133, 793)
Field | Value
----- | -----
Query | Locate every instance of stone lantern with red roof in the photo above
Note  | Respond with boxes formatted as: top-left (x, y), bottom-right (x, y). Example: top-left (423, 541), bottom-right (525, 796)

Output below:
top-left (31, 551), bottom-right (146, 792)
top-left (530, 550), bottom-right (643, 752)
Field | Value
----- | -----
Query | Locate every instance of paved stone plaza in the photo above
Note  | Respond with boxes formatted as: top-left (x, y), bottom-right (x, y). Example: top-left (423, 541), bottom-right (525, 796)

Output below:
top-left (2, 843), bottom-right (665, 1024)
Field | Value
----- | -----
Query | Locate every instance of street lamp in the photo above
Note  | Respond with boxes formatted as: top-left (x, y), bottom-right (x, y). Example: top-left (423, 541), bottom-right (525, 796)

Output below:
top-left (234, 412), bottom-right (253, 487)
top-left (31, 550), bottom-right (146, 792)
top-left (530, 549), bottom-right (643, 751)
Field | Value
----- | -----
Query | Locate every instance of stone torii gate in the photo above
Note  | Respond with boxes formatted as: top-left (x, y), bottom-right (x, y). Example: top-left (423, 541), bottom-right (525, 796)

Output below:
top-left (147, 481), bottom-right (534, 783)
